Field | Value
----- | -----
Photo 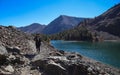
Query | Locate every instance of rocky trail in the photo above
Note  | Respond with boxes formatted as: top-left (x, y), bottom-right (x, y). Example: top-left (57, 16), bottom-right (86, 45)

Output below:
top-left (0, 26), bottom-right (120, 75)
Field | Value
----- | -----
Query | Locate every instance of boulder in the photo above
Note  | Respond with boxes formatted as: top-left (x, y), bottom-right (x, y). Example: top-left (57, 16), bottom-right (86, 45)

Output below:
top-left (5, 53), bottom-right (25, 65)
top-left (6, 46), bottom-right (20, 54)
top-left (21, 68), bottom-right (42, 75)
top-left (8, 54), bottom-right (16, 60)
top-left (31, 58), bottom-right (47, 69)
top-left (47, 60), bottom-right (66, 70)
top-left (67, 64), bottom-right (88, 75)
top-left (0, 42), bottom-right (8, 55)
top-left (49, 51), bottom-right (63, 56)
top-left (4, 65), bottom-right (14, 73)
top-left (66, 52), bottom-right (82, 60)
top-left (45, 60), bottom-right (67, 75)
top-left (0, 69), bottom-right (12, 75)
top-left (87, 67), bottom-right (93, 72)
top-left (27, 40), bottom-right (36, 54)
top-left (47, 56), bottom-right (69, 61)
top-left (31, 57), bottom-right (67, 75)
top-left (59, 50), bottom-right (65, 55)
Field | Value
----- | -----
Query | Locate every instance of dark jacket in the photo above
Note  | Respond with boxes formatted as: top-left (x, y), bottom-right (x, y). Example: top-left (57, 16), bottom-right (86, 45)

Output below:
top-left (34, 36), bottom-right (41, 48)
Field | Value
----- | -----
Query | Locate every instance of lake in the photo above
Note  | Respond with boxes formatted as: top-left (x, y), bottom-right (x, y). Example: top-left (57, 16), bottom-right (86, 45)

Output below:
top-left (50, 40), bottom-right (120, 68)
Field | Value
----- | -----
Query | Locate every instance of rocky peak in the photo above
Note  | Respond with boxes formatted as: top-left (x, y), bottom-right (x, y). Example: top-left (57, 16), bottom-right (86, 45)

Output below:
top-left (58, 15), bottom-right (86, 25)
top-left (59, 15), bottom-right (68, 18)
top-left (42, 15), bottom-right (86, 34)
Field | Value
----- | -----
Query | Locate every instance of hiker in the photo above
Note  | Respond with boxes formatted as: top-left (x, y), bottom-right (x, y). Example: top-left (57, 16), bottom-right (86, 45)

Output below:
top-left (34, 34), bottom-right (41, 53)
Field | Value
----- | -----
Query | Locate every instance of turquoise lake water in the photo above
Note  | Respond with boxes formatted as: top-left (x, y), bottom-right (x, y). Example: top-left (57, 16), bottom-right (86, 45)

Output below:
top-left (50, 40), bottom-right (120, 68)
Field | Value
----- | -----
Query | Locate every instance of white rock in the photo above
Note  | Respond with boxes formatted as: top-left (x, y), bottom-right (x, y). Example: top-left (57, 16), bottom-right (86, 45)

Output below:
top-left (47, 60), bottom-right (66, 70)
top-left (96, 66), bottom-right (100, 70)
top-left (104, 73), bottom-right (110, 75)
top-left (4, 65), bottom-right (14, 73)
top-left (0, 44), bottom-right (8, 55)
top-left (87, 67), bottom-right (93, 72)
top-left (8, 54), bottom-right (16, 60)
top-left (48, 56), bottom-right (69, 61)
top-left (28, 40), bottom-right (36, 54)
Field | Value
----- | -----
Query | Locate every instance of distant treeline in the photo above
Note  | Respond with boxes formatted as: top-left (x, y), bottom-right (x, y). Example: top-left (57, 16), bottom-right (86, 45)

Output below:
top-left (33, 25), bottom-right (103, 42)
top-left (50, 25), bottom-right (94, 41)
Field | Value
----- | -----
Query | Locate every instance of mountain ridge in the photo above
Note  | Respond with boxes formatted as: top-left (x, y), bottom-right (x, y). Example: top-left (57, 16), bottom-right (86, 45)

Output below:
top-left (42, 15), bottom-right (87, 34)
top-left (79, 3), bottom-right (120, 38)
top-left (18, 23), bottom-right (46, 33)
top-left (18, 15), bottom-right (87, 34)
top-left (96, 3), bottom-right (120, 37)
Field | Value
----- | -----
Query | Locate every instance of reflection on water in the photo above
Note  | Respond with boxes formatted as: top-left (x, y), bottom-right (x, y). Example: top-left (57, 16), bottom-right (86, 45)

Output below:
top-left (51, 40), bottom-right (120, 68)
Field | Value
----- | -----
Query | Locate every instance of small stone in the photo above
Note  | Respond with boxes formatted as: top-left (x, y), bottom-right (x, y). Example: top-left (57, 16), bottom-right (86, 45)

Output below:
top-left (87, 67), bottom-right (93, 72)
top-left (104, 73), bottom-right (110, 75)
top-left (96, 66), bottom-right (100, 71)
top-left (8, 54), bottom-right (16, 60)
top-left (47, 56), bottom-right (69, 61)
top-left (0, 44), bottom-right (8, 55)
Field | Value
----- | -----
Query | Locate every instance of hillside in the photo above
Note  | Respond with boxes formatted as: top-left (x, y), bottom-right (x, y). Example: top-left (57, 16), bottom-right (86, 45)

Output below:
top-left (53, 3), bottom-right (120, 41)
top-left (0, 26), bottom-right (120, 75)
top-left (42, 15), bottom-right (86, 34)
top-left (18, 23), bottom-right (46, 33)
top-left (85, 3), bottom-right (120, 37)
top-left (0, 26), bottom-right (35, 54)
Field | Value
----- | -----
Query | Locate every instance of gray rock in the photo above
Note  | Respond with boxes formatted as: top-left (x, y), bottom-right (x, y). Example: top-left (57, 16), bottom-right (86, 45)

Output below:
top-left (0, 69), bottom-right (12, 75)
top-left (31, 58), bottom-right (47, 69)
top-left (87, 67), bottom-right (93, 72)
top-left (0, 42), bottom-right (8, 55)
top-left (65, 52), bottom-right (82, 60)
top-left (47, 60), bottom-right (66, 70)
top-left (6, 46), bottom-right (20, 54)
top-left (59, 50), bottom-right (65, 55)
top-left (45, 60), bottom-right (67, 75)
top-left (47, 56), bottom-right (69, 61)
top-left (8, 54), bottom-right (16, 60)
top-left (31, 56), bottom-right (67, 75)
top-left (67, 64), bottom-right (88, 75)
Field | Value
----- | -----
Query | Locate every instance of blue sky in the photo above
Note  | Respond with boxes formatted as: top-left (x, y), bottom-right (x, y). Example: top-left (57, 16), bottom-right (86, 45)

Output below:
top-left (0, 0), bottom-right (120, 27)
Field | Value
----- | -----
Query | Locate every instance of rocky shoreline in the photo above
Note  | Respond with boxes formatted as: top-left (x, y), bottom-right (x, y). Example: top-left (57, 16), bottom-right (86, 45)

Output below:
top-left (0, 26), bottom-right (120, 75)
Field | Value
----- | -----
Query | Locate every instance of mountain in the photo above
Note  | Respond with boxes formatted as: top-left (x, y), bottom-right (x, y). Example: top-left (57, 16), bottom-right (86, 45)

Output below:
top-left (84, 3), bottom-right (120, 37)
top-left (42, 15), bottom-right (86, 34)
top-left (96, 3), bottom-right (120, 37)
top-left (18, 23), bottom-right (46, 33)
top-left (51, 3), bottom-right (120, 41)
